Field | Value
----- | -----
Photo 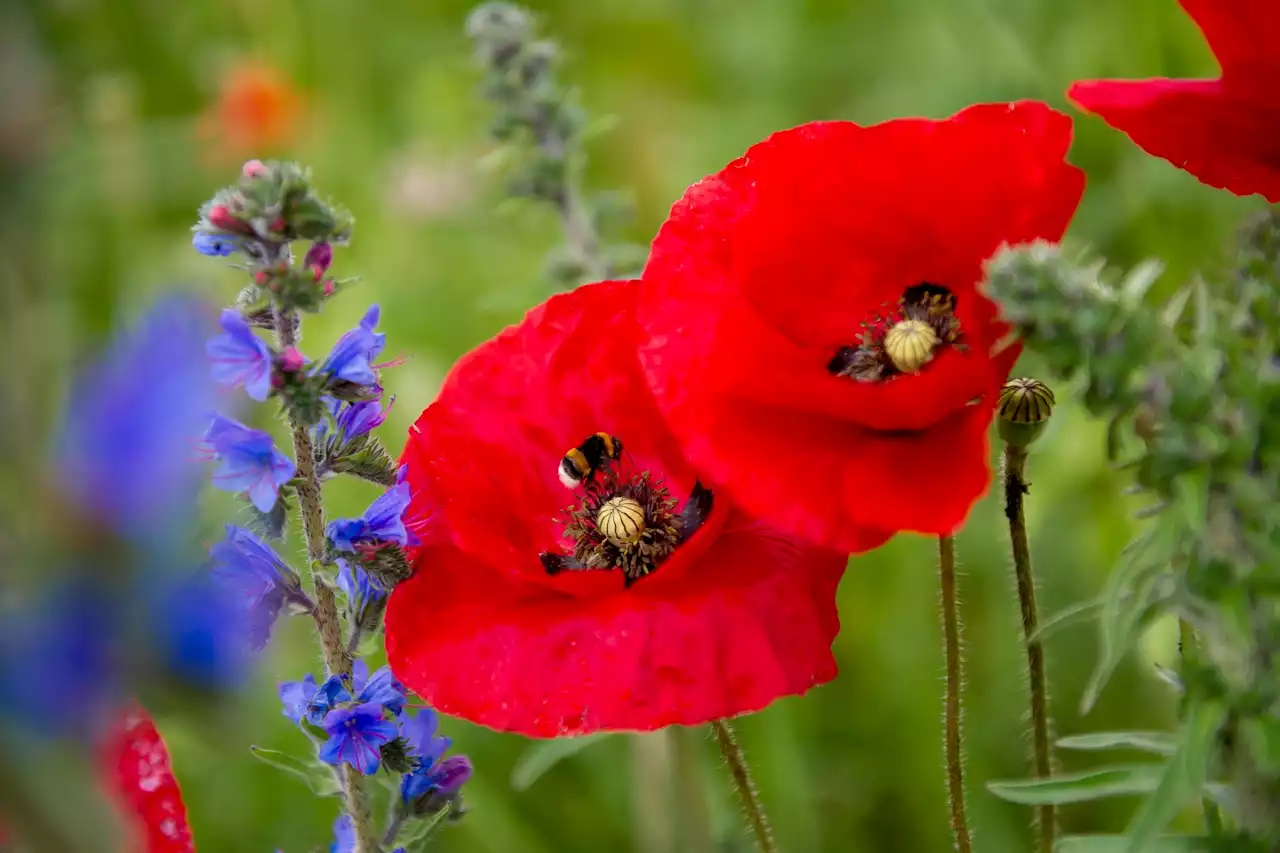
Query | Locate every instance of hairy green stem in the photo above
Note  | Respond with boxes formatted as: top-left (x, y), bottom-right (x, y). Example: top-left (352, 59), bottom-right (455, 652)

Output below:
top-left (1003, 446), bottom-right (1055, 853)
top-left (938, 535), bottom-right (973, 853)
top-left (274, 304), bottom-right (378, 853)
top-left (710, 719), bottom-right (777, 853)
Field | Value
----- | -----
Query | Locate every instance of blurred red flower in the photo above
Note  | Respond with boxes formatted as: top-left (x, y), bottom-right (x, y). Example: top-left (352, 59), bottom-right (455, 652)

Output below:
top-left (1069, 0), bottom-right (1280, 202)
top-left (102, 709), bottom-right (195, 853)
top-left (635, 102), bottom-right (1084, 551)
top-left (199, 62), bottom-right (300, 160)
top-left (385, 280), bottom-right (853, 737)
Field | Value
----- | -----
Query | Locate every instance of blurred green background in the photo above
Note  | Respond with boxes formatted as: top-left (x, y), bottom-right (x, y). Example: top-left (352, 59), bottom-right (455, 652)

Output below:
top-left (1, 0), bottom-right (1269, 851)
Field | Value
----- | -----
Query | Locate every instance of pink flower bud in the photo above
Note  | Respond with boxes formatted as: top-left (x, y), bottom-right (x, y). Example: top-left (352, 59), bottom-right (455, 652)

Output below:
top-left (253, 270), bottom-right (270, 286)
top-left (209, 204), bottom-right (240, 231)
top-left (269, 217), bottom-right (286, 233)
top-left (304, 241), bottom-right (333, 274)
top-left (322, 280), bottom-right (336, 297)
top-left (309, 264), bottom-right (324, 282)
top-left (241, 159), bottom-right (270, 179)
top-left (277, 347), bottom-right (306, 373)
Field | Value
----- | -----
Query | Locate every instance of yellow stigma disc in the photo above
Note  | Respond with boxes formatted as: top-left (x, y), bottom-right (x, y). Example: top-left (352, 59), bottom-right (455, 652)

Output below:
top-left (597, 496), bottom-right (646, 546)
top-left (884, 319), bottom-right (940, 373)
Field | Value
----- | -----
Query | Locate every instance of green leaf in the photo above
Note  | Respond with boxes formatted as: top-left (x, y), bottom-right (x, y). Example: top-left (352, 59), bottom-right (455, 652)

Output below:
top-left (1120, 260), bottom-right (1164, 304)
top-left (249, 746), bottom-right (342, 797)
top-left (1125, 703), bottom-right (1227, 853)
top-left (988, 764), bottom-right (1165, 805)
top-left (1171, 471), bottom-right (1209, 535)
top-left (1057, 732), bottom-right (1177, 757)
top-left (1033, 598), bottom-right (1103, 642)
top-left (1055, 836), bottom-right (1209, 853)
top-left (510, 734), bottom-right (608, 791)
top-left (1083, 521), bottom-right (1179, 713)
top-left (395, 806), bottom-right (452, 850)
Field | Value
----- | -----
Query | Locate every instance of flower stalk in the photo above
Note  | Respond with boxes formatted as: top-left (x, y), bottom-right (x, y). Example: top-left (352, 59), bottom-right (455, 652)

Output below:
top-left (273, 303), bottom-right (377, 853)
top-left (711, 719), bottom-right (777, 853)
top-left (997, 377), bottom-right (1057, 853)
top-left (937, 534), bottom-right (973, 853)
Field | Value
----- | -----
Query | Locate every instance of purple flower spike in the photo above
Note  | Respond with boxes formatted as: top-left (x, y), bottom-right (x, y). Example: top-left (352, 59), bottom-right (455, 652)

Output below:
top-left (321, 305), bottom-right (385, 386)
top-left (207, 309), bottom-right (273, 402)
top-left (319, 702), bottom-right (398, 775)
top-left (208, 525), bottom-right (309, 651)
top-left (204, 415), bottom-right (295, 512)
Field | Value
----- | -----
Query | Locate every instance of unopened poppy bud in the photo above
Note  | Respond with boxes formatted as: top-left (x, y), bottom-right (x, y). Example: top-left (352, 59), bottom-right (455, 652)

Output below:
top-left (241, 159), bottom-right (270, 179)
top-left (997, 377), bottom-right (1054, 448)
top-left (304, 241), bottom-right (333, 274)
top-left (883, 319), bottom-right (939, 373)
top-left (277, 347), bottom-right (306, 373)
top-left (598, 496), bottom-right (645, 546)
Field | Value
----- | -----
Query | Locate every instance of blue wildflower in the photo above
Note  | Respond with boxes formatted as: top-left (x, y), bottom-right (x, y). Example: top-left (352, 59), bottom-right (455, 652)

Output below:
top-left (336, 397), bottom-right (393, 440)
top-left (319, 702), bottom-right (398, 775)
top-left (203, 415), bottom-right (296, 512)
top-left (331, 815), bottom-right (404, 853)
top-left (206, 309), bottom-right (273, 402)
top-left (400, 707), bottom-right (452, 769)
top-left (306, 675), bottom-right (352, 724)
top-left (337, 558), bottom-right (387, 640)
top-left (397, 707), bottom-right (471, 808)
top-left (326, 479), bottom-right (414, 553)
top-left (321, 305), bottom-right (385, 386)
top-left (209, 525), bottom-right (310, 651)
top-left (353, 663), bottom-right (406, 715)
top-left (278, 674), bottom-right (318, 723)
top-left (192, 232), bottom-right (237, 257)
top-left (57, 296), bottom-right (216, 542)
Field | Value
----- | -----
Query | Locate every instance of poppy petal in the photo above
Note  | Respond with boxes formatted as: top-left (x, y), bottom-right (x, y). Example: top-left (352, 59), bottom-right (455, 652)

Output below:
top-left (101, 708), bottom-right (196, 853)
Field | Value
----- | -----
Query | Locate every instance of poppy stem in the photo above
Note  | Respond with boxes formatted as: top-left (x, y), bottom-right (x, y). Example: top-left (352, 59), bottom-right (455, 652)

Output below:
top-left (937, 534), bottom-right (973, 853)
top-left (274, 299), bottom-right (377, 853)
top-left (710, 719), bottom-right (777, 853)
top-left (1002, 445), bottom-right (1055, 853)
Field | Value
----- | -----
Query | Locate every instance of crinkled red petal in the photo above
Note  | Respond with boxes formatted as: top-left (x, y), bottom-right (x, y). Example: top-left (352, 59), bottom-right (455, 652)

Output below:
top-left (100, 708), bottom-right (196, 853)
top-left (638, 102), bottom-right (1078, 548)
top-left (391, 280), bottom-right (853, 733)
top-left (1068, 78), bottom-right (1280, 203)
top-left (1178, 0), bottom-right (1280, 80)
top-left (387, 517), bottom-right (849, 736)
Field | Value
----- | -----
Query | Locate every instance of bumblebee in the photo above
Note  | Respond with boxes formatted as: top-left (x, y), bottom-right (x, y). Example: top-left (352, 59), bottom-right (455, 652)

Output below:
top-left (558, 432), bottom-right (623, 488)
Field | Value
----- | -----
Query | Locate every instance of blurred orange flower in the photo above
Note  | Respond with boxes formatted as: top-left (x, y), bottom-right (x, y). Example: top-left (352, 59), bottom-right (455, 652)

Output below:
top-left (198, 62), bottom-right (301, 161)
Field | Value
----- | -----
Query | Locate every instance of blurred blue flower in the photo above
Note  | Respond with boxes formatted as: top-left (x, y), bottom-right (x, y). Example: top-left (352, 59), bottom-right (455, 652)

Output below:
top-left (203, 415), bottom-right (295, 512)
top-left (319, 702), bottom-right (398, 775)
top-left (321, 305), bottom-right (385, 386)
top-left (331, 815), bottom-right (404, 853)
top-left (326, 480), bottom-right (414, 552)
top-left (207, 309), bottom-right (273, 402)
top-left (0, 581), bottom-right (121, 738)
top-left (209, 525), bottom-right (310, 651)
top-left (143, 572), bottom-right (249, 691)
top-left (57, 296), bottom-right (216, 542)
top-left (192, 233), bottom-right (237, 257)
top-left (278, 673), bottom-right (317, 723)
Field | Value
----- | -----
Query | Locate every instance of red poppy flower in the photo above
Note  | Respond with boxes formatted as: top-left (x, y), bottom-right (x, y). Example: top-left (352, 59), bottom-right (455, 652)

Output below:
top-left (197, 62), bottom-right (301, 162)
top-left (101, 708), bottom-right (195, 853)
top-left (1068, 0), bottom-right (1280, 202)
top-left (635, 102), bottom-right (1084, 551)
top-left (385, 280), bottom-right (850, 737)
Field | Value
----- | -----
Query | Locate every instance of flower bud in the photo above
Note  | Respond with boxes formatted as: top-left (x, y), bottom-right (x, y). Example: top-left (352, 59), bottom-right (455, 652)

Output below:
top-left (277, 347), bottom-right (306, 374)
top-left (323, 280), bottom-right (336, 297)
top-left (241, 159), bottom-right (270, 179)
top-left (997, 377), bottom-right (1054, 448)
top-left (304, 241), bottom-right (333, 275)
top-left (431, 755), bottom-right (473, 797)
top-left (253, 270), bottom-right (270, 286)
top-left (209, 204), bottom-right (242, 232)
top-left (269, 216), bottom-right (287, 233)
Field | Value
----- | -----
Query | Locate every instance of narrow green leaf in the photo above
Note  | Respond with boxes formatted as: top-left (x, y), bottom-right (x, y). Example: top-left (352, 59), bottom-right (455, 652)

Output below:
top-left (1055, 836), bottom-right (1208, 853)
top-left (1056, 732), bottom-right (1177, 757)
top-left (395, 806), bottom-right (452, 850)
top-left (988, 764), bottom-right (1165, 805)
top-left (1159, 284), bottom-right (1194, 329)
top-left (1120, 260), bottom-right (1164, 304)
top-left (1171, 471), bottom-right (1209, 535)
top-left (249, 746), bottom-right (341, 797)
top-left (510, 734), bottom-right (608, 791)
top-left (1125, 704), bottom-right (1226, 853)
top-left (1032, 598), bottom-right (1103, 643)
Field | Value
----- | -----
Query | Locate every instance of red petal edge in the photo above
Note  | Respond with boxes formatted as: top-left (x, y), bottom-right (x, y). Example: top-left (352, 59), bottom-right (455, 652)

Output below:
top-left (101, 709), bottom-right (196, 853)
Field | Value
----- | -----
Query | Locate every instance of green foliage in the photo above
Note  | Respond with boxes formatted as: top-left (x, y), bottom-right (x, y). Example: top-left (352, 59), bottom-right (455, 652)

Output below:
top-left (989, 764), bottom-right (1168, 805)
top-left (510, 735), bottom-right (610, 792)
top-left (249, 746), bottom-right (343, 798)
